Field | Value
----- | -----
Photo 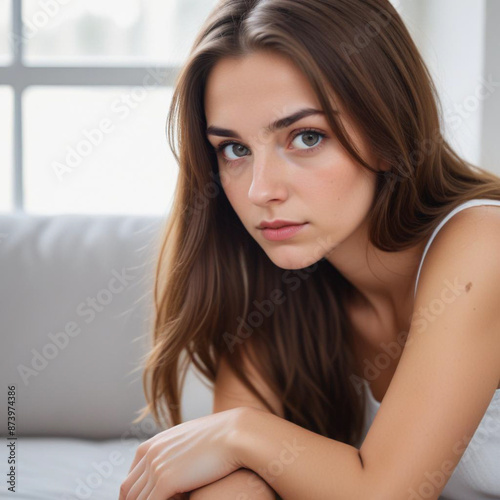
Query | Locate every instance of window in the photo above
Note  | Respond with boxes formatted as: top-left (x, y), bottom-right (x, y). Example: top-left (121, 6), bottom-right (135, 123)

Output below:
top-left (23, 86), bottom-right (174, 214)
top-left (0, 0), bottom-right (218, 215)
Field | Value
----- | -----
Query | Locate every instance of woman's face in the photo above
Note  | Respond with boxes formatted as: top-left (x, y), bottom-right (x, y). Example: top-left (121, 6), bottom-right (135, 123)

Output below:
top-left (204, 50), bottom-right (382, 270)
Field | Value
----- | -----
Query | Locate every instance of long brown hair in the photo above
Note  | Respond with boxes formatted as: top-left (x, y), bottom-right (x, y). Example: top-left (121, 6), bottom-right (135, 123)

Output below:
top-left (132, 0), bottom-right (500, 447)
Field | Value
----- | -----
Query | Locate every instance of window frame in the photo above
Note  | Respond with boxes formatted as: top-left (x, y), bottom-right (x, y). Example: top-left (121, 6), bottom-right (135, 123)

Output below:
top-left (0, 0), bottom-right (178, 212)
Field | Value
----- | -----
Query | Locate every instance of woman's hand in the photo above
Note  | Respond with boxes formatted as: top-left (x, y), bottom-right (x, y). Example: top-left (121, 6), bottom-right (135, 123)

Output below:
top-left (118, 407), bottom-right (245, 499)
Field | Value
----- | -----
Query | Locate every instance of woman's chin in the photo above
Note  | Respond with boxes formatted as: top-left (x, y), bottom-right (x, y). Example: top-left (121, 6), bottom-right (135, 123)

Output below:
top-left (266, 251), bottom-right (320, 271)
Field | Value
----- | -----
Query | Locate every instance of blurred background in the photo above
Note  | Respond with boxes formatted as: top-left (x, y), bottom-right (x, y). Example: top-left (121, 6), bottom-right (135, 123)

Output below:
top-left (0, 0), bottom-right (499, 216)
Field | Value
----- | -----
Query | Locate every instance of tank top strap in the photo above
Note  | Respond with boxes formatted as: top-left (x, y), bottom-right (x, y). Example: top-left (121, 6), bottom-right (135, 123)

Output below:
top-left (414, 198), bottom-right (500, 298)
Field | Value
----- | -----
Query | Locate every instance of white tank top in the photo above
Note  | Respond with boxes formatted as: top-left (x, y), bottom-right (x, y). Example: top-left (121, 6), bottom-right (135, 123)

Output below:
top-left (358, 198), bottom-right (500, 499)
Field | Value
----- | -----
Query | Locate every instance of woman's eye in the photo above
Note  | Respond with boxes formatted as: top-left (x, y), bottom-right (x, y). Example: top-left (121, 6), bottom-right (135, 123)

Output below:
top-left (220, 143), bottom-right (250, 161)
top-left (291, 131), bottom-right (324, 150)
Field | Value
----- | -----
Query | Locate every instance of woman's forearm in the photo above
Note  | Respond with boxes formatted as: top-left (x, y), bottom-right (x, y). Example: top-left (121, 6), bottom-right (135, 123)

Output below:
top-left (232, 407), bottom-right (366, 500)
top-left (189, 468), bottom-right (278, 499)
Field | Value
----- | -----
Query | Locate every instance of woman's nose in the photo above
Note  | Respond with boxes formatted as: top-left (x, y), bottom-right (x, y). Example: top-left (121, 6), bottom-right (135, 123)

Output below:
top-left (247, 149), bottom-right (289, 205)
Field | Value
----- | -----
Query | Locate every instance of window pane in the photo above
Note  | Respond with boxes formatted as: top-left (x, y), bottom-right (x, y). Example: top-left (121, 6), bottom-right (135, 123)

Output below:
top-left (0, 0), bottom-right (10, 64)
top-left (24, 86), bottom-right (177, 215)
top-left (23, 0), bottom-right (219, 65)
top-left (0, 86), bottom-right (13, 212)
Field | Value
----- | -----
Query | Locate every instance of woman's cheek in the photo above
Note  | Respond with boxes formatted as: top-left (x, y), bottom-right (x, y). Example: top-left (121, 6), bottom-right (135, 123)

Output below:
top-left (218, 161), bottom-right (248, 194)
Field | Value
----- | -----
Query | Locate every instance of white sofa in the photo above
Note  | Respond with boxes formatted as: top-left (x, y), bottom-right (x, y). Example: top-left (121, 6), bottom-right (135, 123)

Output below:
top-left (0, 213), bottom-right (213, 499)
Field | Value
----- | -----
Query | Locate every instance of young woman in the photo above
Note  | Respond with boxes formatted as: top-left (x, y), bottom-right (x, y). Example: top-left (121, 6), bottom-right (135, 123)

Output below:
top-left (120, 0), bottom-right (500, 498)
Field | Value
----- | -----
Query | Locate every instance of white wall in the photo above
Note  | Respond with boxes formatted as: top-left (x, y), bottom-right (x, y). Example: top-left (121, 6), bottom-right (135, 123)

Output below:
top-left (481, 0), bottom-right (500, 174)
top-left (390, 0), bottom-right (499, 175)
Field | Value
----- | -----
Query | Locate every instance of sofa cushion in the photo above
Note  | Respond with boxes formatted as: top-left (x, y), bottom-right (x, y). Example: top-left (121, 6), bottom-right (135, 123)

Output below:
top-left (0, 214), bottom-right (213, 440)
top-left (10, 436), bottom-right (139, 499)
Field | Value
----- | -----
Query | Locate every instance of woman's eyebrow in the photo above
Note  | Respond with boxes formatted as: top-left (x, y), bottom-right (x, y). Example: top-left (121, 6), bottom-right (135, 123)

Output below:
top-left (206, 107), bottom-right (328, 139)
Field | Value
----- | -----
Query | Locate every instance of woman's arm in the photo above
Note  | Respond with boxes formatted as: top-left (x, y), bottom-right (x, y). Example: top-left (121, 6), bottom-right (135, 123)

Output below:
top-left (229, 211), bottom-right (500, 500)
top-left (190, 468), bottom-right (278, 499)
top-left (232, 408), bottom-right (364, 499)
top-left (190, 347), bottom-right (284, 499)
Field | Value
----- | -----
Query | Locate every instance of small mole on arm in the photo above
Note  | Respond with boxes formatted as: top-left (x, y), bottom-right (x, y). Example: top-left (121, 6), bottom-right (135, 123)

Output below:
top-left (465, 281), bottom-right (472, 292)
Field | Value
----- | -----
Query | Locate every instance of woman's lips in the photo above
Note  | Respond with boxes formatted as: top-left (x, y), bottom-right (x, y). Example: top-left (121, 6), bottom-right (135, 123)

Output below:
top-left (260, 223), bottom-right (309, 241)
